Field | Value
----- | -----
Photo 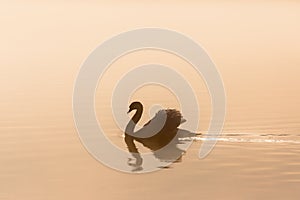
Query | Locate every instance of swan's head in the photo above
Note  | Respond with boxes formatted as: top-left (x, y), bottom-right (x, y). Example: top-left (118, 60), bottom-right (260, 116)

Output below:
top-left (127, 101), bottom-right (143, 113)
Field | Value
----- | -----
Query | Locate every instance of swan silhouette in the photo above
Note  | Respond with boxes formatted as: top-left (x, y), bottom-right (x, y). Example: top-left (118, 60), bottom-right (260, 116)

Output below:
top-left (124, 101), bottom-right (196, 169)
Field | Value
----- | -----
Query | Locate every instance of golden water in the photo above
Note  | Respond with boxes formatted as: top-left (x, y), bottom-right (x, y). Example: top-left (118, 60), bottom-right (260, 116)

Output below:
top-left (1, 1), bottom-right (300, 199)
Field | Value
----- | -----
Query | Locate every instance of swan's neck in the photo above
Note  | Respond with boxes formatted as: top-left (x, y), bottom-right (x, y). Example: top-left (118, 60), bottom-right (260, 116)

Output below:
top-left (125, 107), bottom-right (143, 134)
top-left (132, 108), bottom-right (143, 124)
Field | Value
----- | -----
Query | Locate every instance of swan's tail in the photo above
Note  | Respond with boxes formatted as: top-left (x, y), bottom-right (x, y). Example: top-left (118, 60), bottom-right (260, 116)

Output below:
top-left (180, 118), bottom-right (187, 124)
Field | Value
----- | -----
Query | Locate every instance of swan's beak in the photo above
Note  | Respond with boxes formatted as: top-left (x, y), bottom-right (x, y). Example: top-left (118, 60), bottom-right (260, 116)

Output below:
top-left (127, 108), bottom-right (133, 114)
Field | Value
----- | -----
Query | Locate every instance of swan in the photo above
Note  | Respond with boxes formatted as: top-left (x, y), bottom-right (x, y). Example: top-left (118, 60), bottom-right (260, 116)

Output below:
top-left (124, 101), bottom-right (191, 168)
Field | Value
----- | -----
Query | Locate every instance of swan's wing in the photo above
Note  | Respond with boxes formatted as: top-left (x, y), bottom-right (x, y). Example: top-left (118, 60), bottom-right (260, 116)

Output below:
top-left (143, 109), bottom-right (185, 131)
top-left (164, 109), bottom-right (184, 130)
top-left (143, 110), bottom-right (167, 127)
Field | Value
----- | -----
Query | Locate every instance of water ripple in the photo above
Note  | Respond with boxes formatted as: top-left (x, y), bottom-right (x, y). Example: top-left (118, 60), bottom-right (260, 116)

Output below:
top-left (180, 134), bottom-right (300, 144)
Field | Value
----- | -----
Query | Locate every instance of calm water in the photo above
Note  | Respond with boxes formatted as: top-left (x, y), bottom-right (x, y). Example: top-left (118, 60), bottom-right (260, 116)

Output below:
top-left (1, 83), bottom-right (300, 199)
top-left (1, 1), bottom-right (300, 200)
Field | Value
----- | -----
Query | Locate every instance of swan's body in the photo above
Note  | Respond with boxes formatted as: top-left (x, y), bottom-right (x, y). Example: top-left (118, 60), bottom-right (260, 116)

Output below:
top-left (124, 101), bottom-right (186, 153)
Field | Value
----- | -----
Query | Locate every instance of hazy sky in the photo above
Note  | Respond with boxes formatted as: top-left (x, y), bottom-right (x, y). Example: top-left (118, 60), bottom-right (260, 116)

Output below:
top-left (1, 1), bottom-right (300, 129)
